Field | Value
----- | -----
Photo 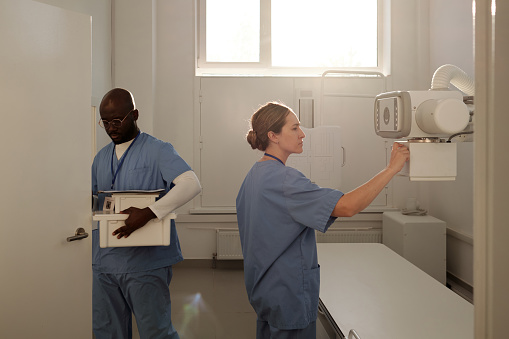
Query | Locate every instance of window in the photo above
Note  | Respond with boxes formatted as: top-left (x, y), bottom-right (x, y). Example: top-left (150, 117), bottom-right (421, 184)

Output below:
top-left (197, 0), bottom-right (385, 76)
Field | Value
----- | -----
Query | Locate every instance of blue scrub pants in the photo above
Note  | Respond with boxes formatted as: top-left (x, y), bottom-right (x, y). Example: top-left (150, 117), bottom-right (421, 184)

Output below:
top-left (93, 266), bottom-right (179, 339)
top-left (256, 320), bottom-right (317, 339)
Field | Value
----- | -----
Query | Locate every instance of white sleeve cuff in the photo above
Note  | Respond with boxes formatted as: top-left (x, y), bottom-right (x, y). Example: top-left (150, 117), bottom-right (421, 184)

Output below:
top-left (149, 170), bottom-right (202, 219)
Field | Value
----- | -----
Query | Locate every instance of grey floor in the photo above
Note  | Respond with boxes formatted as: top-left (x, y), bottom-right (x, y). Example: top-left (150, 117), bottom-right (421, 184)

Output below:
top-left (131, 260), bottom-right (332, 339)
top-left (133, 260), bottom-right (257, 339)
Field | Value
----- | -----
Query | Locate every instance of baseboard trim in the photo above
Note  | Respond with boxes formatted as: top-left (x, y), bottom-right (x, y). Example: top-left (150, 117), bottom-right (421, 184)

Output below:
top-left (174, 259), bottom-right (244, 270)
top-left (447, 272), bottom-right (473, 303)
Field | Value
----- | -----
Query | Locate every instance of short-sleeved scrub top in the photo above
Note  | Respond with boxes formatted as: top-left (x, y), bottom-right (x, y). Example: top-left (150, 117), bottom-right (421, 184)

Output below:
top-left (236, 160), bottom-right (344, 330)
top-left (92, 132), bottom-right (191, 274)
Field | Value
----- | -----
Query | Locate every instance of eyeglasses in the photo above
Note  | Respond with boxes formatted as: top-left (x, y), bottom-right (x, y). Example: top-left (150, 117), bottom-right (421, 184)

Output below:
top-left (98, 109), bottom-right (134, 129)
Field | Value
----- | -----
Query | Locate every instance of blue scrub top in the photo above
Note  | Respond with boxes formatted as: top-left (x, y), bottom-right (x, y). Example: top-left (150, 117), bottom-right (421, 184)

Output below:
top-left (236, 160), bottom-right (344, 330)
top-left (92, 132), bottom-right (191, 273)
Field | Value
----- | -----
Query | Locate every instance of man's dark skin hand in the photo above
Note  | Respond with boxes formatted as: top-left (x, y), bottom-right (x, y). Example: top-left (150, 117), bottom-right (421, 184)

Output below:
top-left (112, 207), bottom-right (157, 239)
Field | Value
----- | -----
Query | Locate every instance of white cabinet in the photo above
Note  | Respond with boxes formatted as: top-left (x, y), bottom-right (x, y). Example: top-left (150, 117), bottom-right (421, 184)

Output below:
top-left (382, 211), bottom-right (446, 284)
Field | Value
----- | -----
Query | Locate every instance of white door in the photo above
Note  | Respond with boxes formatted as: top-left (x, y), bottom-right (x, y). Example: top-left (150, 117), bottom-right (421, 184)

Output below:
top-left (0, 0), bottom-right (92, 338)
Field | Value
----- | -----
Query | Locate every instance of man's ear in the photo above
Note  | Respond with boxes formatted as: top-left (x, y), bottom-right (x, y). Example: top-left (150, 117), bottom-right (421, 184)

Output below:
top-left (132, 109), bottom-right (139, 121)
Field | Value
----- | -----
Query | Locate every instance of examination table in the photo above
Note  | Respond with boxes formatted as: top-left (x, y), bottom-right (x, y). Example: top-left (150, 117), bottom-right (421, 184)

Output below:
top-left (317, 243), bottom-right (473, 339)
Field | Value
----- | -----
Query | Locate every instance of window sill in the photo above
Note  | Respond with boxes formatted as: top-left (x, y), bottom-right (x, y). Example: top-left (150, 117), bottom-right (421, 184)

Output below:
top-left (196, 67), bottom-right (387, 78)
top-left (179, 206), bottom-right (398, 223)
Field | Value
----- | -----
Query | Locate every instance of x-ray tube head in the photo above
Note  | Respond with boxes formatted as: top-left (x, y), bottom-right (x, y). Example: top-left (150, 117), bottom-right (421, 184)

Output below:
top-left (373, 64), bottom-right (473, 181)
top-left (374, 90), bottom-right (469, 140)
top-left (374, 90), bottom-right (471, 182)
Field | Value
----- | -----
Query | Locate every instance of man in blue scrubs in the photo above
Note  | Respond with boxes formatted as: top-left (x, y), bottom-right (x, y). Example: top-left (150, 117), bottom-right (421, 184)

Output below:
top-left (92, 88), bottom-right (201, 339)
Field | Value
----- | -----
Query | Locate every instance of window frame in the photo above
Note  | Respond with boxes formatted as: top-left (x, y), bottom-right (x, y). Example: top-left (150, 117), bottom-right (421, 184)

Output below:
top-left (196, 0), bottom-right (389, 76)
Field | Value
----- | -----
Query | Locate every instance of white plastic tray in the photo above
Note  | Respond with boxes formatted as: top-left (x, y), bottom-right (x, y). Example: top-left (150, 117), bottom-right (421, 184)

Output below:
top-left (93, 212), bottom-right (176, 248)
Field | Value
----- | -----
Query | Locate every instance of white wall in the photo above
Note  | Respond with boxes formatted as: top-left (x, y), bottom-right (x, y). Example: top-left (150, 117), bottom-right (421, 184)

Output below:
top-left (111, 0), bottom-right (430, 259)
top-left (428, 0), bottom-right (474, 287)
top-left (113, 0), bottom-right (156, 137)
top-left (112, 0), bottom-right (476, 285)
top-left (154, 0), bottom-right (196, 164)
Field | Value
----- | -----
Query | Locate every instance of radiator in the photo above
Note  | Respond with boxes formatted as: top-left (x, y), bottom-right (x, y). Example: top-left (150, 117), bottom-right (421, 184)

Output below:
top-left (215, 229), bottom-right (382, 260)
top-left (216, 229), bottom-right (243, 260)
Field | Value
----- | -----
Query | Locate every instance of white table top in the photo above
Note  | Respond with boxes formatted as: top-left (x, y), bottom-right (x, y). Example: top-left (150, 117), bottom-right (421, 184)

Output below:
top-left (318, 243), bottom-right (473, 339)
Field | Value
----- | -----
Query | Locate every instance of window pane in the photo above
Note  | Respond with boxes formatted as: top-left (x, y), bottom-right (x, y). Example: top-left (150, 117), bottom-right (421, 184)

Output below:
top-left (271, 0), bottom-right (378, 67)
top-left (206, 0), bottom-right (260, 62)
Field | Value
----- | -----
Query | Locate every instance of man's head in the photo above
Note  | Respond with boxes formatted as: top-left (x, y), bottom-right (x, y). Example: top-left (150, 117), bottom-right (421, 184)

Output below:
top-left (99, 88), bottom-right (139, 144)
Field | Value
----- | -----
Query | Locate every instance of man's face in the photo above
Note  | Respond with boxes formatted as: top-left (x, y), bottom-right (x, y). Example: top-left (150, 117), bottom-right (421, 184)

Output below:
top-left (99, 103), bottom-right (139, 144)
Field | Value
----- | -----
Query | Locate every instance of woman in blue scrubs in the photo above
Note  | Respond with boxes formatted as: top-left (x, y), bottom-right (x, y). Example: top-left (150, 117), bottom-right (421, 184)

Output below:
top-left (236, 102), bottom-right (409, 339)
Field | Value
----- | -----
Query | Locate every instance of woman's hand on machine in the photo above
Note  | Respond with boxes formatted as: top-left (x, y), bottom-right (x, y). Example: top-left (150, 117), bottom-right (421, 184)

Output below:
top-left (387, 142), bottom-right (410, 174)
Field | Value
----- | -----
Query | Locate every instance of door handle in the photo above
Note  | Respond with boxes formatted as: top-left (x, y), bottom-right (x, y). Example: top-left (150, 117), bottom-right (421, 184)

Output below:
top-left (67, 227), bottom-right (88, 242)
